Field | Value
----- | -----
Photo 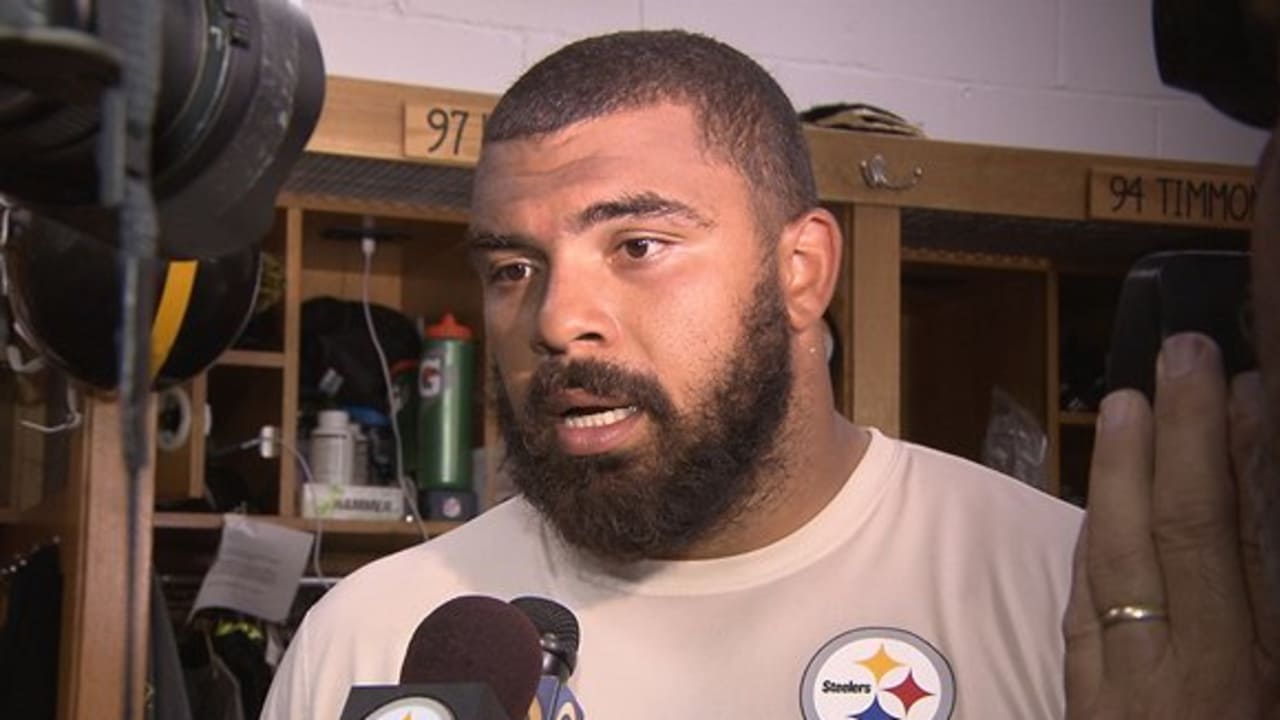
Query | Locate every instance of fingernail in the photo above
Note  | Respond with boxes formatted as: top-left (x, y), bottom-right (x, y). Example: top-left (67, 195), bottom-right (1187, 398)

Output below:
top-left (1098, 391), bottom-right (1136, 432)
top-left (1158, 333), bottom-right (1208, 379)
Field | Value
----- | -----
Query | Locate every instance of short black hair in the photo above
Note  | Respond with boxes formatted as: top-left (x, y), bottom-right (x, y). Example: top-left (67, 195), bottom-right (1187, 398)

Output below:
top-left (483, 30), bottom-right (818, 230)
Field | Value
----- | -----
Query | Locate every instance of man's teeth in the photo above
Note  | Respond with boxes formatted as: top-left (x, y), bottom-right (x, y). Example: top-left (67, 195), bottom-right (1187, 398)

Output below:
top-left (561, 406), bottom-right (638, 429)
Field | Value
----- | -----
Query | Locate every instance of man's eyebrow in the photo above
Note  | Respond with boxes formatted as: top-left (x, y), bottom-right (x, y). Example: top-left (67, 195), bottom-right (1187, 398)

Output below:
top-left (571, 191), bottom-right (715, 233)
top-left (464, 231), bottom-right (546, 262)
top-left (463, 192), bottom-right (712, 256)
top-left (466, 231), bottom-right (531, 252)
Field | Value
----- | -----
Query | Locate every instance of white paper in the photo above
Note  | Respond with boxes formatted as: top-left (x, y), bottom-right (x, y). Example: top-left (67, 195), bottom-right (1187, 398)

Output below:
top-left (191, 514), bottom-right (314, 623)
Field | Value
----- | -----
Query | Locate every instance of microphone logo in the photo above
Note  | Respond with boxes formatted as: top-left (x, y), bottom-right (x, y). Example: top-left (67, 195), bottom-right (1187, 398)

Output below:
top-left (527, 701), bottom-right (582, 720)
top-left (364, 695), bottom-right (455, 720)
top-left (526, 676), bottom-right (584, 720)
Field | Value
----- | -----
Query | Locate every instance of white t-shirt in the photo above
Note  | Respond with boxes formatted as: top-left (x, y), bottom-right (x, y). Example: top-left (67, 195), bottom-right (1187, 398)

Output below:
top-left (261, 429), bottom-right (1081, 719)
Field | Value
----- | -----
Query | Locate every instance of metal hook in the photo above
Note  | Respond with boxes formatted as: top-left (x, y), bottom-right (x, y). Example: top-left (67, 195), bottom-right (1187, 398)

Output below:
top-left (21, 384), bottom-right (83, 434)
top-left (4, 343), bottom-right (44, 374)
top-left (859, 153), bottom-right (924, 191)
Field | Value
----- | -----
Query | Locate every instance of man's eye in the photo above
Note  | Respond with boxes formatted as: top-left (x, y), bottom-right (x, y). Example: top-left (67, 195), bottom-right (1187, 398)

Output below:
top-left (621, 237), bottom-right (661, 260)
top-left (489, 262), bottom-right (533, 284)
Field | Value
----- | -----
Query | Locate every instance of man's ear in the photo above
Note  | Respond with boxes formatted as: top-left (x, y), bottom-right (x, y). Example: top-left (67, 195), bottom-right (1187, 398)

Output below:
top-left (777, 207), bottom-right (843, 332)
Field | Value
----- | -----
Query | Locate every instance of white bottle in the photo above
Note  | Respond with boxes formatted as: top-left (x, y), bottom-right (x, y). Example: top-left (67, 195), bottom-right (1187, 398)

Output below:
top-left (309, 409), bottom-right (354, 485)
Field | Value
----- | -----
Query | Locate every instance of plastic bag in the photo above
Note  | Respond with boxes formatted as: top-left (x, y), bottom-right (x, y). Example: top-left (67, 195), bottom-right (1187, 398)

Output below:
top-left (982, 386), bottom-right (1048, 491)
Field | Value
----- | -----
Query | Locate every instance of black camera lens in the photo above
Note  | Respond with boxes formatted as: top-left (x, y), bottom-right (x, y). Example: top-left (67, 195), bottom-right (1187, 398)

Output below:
top-left (0, 0), bottom-right (324, 258)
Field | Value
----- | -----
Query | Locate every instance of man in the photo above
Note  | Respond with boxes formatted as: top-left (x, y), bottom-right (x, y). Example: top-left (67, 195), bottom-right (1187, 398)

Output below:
top-left (1063, 103), bottom-right (1280, 720)
top-left (1063, 3), bottom-right (1280, 715)
top-left (261, 30), bottom-right (1080, 719)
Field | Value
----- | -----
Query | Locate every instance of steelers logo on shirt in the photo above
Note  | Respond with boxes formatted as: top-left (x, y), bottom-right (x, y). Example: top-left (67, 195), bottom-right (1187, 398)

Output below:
top-left (800, 627), bottom-right (955, 720)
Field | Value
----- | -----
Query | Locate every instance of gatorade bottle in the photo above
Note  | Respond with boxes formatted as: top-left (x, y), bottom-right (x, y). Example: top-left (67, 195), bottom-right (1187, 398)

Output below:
top-left (417, 313), bottom-right (476, 520)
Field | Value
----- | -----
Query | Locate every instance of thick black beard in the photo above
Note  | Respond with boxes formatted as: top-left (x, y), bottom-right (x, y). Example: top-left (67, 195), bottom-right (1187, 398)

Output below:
top-left (494, 270), bottom-right (794, 563)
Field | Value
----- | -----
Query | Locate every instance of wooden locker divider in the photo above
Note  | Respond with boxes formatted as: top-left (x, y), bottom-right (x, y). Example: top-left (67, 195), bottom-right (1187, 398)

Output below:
top-left (154, 375), bottom-right (207, 502)
top-left (839, 204), bottom-right (902, 436)
top-left (0, 397), bottom-right (154, 719)
top-left (279, 207), bottom-right (304, 516)
top-left (1045, 270), bottom-right (1061, 498)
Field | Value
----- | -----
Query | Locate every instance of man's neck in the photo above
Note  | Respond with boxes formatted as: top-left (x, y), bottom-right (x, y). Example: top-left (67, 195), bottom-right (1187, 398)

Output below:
top-left (669, 411), bottom-right (869, 560)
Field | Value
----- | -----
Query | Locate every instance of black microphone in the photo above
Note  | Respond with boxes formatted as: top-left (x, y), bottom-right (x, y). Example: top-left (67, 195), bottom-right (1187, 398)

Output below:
top-left (511, 597), bottom-right (585, 719)
top-left (340, 595), bottom-right (544, 720)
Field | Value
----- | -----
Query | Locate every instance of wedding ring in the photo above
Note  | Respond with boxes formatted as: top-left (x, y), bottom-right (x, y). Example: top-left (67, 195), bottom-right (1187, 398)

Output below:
top-left (1099, 604), bottom-right (1169, 628)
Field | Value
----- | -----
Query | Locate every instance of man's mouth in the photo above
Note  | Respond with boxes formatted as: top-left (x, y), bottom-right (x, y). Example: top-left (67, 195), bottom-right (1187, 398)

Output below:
top-left (560, 405), bottom-right (640, 429)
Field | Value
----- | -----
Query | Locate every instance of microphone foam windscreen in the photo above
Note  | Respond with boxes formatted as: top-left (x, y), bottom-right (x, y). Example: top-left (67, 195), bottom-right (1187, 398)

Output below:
top-left (400, 595), bottom-right (543, 720)
top-left (510, 596), bottom-right (580, 653)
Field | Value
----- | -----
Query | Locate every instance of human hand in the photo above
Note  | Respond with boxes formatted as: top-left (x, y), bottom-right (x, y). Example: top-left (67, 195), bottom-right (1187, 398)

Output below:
top-left (1064, 332), bottom-right (1280, 718)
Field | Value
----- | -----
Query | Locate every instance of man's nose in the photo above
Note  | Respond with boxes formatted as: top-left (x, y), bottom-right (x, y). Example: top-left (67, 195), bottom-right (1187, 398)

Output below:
top-left (531, 265), bottom-right (615, 356)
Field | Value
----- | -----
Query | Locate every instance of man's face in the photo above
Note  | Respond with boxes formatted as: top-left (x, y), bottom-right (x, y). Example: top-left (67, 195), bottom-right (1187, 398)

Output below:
top-left (468, 103), bottom-right (794, 562)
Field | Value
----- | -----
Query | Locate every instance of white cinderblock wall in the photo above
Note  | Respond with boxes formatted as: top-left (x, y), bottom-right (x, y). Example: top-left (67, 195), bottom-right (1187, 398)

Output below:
top-left (305, 0), bottom-right (1270, 166)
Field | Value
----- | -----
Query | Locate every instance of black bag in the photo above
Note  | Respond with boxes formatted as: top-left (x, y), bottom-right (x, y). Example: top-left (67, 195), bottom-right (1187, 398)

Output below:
top-left (299, 297), bottom-right (421, 415)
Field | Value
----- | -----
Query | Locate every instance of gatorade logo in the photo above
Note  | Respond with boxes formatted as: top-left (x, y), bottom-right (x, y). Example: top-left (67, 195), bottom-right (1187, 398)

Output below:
top-left (419, 352), bottom-right (444, 399)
